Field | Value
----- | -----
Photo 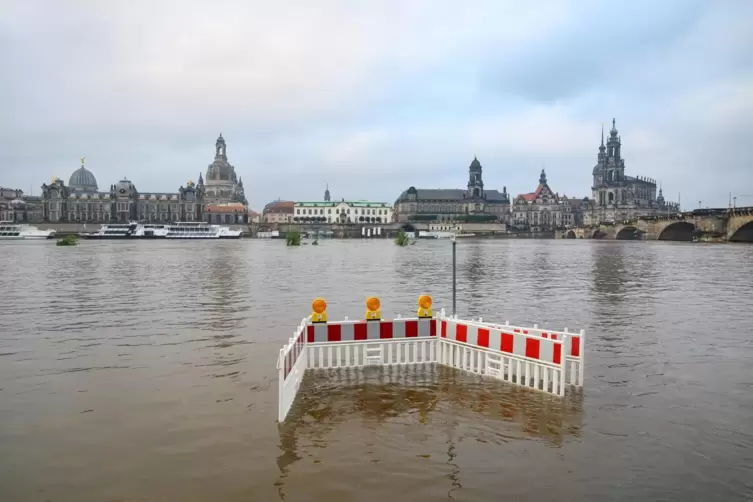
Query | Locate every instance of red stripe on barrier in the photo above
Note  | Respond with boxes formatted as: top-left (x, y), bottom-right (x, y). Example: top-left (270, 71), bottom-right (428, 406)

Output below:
top-left (513, 329), bottom-right (520, 333)
top-left (501, 332), bottom-right (514, 353)
top-left (525, 338), bottom-right (540, 359)
top-left (553, 343), bottom-right (562, 364)
top-left (542, 332), bottom-right (548, 338)
top-left (430, 319), bottom-right (437, 337)
top-left (405, 320), bottom-right (418, 338)
top-left (478, 328), bottom-right (489, 348)
top-left (328, 324), bottom-right (341, 342)
top-left (571, 336), bottom-right (580, 357)
top-left (306, 325), bottom-right (315, 343)
top-left (380, 321), bottom-right (393, 339)
top-left (456, 324), bottom-right (467, 343)
top-left (441, 320), bottom-right (447, 338)
top-left (354, 322), bottom-right (367, 341)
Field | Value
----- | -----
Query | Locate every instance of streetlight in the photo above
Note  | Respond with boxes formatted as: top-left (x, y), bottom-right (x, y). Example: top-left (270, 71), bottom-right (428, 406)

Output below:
top-left (451, 233), bottom-right (456, 317)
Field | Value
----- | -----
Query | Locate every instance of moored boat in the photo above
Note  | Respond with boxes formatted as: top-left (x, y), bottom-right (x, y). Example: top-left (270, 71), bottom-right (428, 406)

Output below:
top-left (79, 221), bottom-right (243, 239)
top-left (0, 221), bottom-right (56, 240)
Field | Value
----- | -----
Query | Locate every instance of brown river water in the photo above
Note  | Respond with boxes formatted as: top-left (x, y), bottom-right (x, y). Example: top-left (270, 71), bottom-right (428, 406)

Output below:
top-left (1, 239), bottom-right (752, 501)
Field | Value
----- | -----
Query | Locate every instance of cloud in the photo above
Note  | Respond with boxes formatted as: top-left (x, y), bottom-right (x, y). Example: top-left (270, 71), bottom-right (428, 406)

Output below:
top-left (0, 0), bottom-right (751, 209)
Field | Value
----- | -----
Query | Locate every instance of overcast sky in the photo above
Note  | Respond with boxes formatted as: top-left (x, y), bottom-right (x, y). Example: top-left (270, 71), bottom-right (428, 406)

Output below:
top-left (1, 0), bottom-right (752, 210)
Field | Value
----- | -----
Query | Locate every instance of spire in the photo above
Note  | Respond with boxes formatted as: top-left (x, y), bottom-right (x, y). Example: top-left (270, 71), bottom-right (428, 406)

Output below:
top-left (601, 124), bottom-right (604, 147)
top-left (215, 134), bottom-right (227, 160)
top-left (324, 182), bottom-right (331, 202)
top-left (539, 168), bottom-right (547, 185)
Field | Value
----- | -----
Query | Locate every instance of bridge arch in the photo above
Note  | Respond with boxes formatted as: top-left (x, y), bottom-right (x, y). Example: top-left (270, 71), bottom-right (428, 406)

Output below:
top-left (565, 230), bottom-right (576, 239)
top-left (616, 226), bottom-right (641, 240)
top-left (400, 223), bottom-right (416, 233)
top-left (592, 229), bottom-right (606, 239)
top-left (657, 221), bottom-right (695, 241)
top-left (730, 221), bottom-right (753, 242)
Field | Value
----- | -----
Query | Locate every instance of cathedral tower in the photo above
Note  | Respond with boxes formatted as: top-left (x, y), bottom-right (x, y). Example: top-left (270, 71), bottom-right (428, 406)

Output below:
top-left (467, 156), bottom-right (485, 198)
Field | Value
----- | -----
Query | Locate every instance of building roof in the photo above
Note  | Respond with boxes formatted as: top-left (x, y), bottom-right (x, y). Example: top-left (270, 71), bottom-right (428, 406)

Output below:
top-left (516, 184), bottom-right (545, 202)
top-left (264, 200), bottom-right (295, 212)
top-left (69, 166), bottom-right (98, 192)
top-left (395, 188), bottom-right (509, 203)
top-left (295, 200), bottom-right (392, 208)
top-left (206, 203), bottom-right (247, 213)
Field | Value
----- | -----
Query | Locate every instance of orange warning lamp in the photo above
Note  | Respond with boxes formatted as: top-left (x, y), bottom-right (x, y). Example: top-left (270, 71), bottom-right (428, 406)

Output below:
top-left (417, 294), bottom-right (433, 318)
top-left (311, 298), bottom-right (327, 323)
top-left (365, 296), bottom-right (381, 321)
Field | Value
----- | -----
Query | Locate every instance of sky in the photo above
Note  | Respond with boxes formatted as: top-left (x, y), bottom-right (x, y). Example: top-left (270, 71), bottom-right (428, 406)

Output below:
top-left (1, 0), bottom-right (752, 210)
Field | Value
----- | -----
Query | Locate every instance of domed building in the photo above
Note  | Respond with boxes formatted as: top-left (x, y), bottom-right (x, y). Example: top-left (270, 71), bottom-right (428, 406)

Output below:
top-left (39, 158), bottom-right (207, 223)
top-left (68, 161), bottom-right (98, 193)
top-left (204, 134), bottom-right (247, 205)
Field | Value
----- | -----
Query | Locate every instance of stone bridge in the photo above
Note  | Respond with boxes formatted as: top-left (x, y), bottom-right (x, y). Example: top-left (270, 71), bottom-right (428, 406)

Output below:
top-left (556, 209), bottom-right (753, 242)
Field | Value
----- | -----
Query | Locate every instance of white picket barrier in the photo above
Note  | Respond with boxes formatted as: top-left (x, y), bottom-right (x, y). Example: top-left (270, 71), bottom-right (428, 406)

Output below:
top-left (276, 317), bottom-right (308, 423)
top-left (466, 315), bottom-right (586, 387)
top-left (277, 307), bottom-right (586, 423)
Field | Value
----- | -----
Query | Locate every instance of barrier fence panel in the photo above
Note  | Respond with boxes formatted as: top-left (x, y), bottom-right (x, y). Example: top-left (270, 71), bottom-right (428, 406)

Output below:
top-left (277, 317), bottom-right (309, 423)
top-left (277, 297), bottom-right (587, 423)
top-left (445, 311), bottom-right (586, 388)
top-left (306, 318), bottom-right (438, 369)
top-left (436, 313), bottom-right (569, 396)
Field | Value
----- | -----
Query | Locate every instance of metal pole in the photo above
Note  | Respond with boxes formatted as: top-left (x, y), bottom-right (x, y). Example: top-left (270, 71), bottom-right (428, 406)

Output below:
top-left (451, 235), bottom-right (456, 317)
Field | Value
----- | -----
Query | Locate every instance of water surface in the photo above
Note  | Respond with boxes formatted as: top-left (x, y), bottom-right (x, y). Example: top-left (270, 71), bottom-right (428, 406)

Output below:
top-left (1, 239), bottom-right (752, 501)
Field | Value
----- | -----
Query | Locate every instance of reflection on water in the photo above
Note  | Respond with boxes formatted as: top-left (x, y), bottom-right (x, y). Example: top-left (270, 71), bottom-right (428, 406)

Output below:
top-left (275, 365), bottom-right (584, 499)
top-left (0, 239), bottom-right (752, 502)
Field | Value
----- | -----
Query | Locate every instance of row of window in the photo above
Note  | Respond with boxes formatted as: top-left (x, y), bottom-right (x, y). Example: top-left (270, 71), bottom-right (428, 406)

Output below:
top-left (401, 203), bottom-right (509, 213)
top-left (295, 207), bottom-right (389, 216)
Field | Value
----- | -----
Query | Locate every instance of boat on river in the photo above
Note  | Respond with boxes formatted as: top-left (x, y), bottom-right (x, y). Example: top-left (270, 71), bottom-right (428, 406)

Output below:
top-left (79, 221), bottom-right (243, 239)
top-left (0, 221), bottom-right (57, 240)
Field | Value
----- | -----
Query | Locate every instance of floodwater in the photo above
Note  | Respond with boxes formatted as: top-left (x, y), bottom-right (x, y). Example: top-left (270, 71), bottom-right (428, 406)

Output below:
top-left (1, 239), bottom-right (752, 502)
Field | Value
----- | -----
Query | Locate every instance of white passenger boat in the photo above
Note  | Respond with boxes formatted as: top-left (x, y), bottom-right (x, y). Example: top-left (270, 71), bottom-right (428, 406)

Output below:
top-left (163, 222), bottom-right (243, 239)
top-left (80, 221), bottom-right (243, 239)
top-left (0, 221), bottom-right (57, 240)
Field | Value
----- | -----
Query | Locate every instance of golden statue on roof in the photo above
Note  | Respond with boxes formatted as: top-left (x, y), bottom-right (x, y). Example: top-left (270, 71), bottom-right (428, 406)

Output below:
top-left (80, 156), bottom-right (85, 166)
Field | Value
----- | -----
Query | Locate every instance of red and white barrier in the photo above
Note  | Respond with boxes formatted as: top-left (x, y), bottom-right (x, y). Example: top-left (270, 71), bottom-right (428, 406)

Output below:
top-left (277, 317), bottom-right (308, 422)
top-left (278, 309), bottom-right (586, 423)
top-left (466, 317), bottom-right (585, 387)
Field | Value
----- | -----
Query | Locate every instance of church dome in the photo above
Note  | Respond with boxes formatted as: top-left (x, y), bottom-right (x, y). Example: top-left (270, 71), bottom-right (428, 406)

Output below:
top-left (69, 166), bottom-right (98, 192)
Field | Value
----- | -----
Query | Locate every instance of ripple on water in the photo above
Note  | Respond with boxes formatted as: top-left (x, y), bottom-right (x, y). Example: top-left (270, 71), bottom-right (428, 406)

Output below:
top-left (0, 239), bottom-right (752, 502)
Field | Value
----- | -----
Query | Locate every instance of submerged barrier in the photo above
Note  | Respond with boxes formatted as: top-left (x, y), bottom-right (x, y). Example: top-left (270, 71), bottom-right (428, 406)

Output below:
top-left (277, 296), bottom-right (586, 422)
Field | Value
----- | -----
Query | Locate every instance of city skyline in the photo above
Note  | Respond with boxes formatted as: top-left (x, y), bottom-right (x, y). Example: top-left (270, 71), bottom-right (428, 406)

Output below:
top-left (2, 1), bottom-right (752, 209)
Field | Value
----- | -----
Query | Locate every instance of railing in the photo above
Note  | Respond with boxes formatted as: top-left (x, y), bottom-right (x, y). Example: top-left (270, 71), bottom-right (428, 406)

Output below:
top-left (276, 318), bottom-right (308, 423)
top-left (277, 296), bottom-right (586, 423)
top-left (457, 315), bottom-right (585, 387)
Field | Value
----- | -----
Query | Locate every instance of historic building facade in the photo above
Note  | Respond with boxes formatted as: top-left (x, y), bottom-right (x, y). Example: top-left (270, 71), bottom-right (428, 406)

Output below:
top-left (512, 170), bottom-right (575, 230)
top-left (585, 119), bottom-right (678, 224)
top-left (262, 200), bottom-right (295, 223)
top-left (394, 157), bottom-right (510, 223)
top-left (1, 187), bottom-right (44, 222)
top-left (293, 199), bottom-right (393, 224)
top-left (204, 134), bottom-right (247, 205)
top-left (38, 158), bottom-right (206, 223)
top-left (205, 202), bottom-right (250, 224)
